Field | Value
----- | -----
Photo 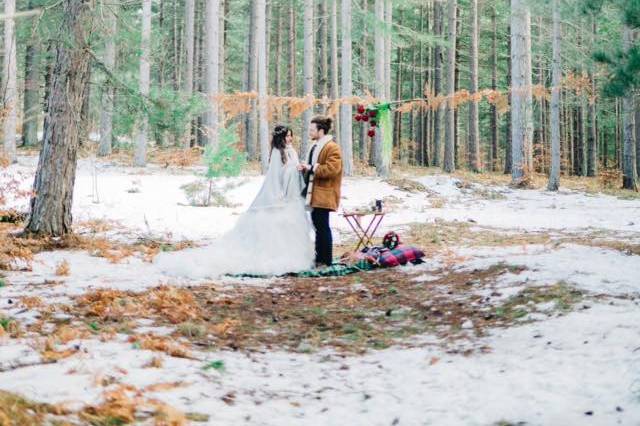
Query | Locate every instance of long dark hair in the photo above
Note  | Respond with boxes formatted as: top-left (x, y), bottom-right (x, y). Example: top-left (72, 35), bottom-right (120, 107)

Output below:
top-left (271, 125), bottom-right (291, 164)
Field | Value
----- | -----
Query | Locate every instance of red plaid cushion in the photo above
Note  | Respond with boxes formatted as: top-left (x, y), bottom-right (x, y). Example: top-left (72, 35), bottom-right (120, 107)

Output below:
top-left (378, 245), bottom-right (425, 268)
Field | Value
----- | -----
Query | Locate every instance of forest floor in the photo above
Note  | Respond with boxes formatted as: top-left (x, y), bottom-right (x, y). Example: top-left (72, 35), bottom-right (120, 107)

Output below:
top-left (1, 150), bottom-right (640, 425)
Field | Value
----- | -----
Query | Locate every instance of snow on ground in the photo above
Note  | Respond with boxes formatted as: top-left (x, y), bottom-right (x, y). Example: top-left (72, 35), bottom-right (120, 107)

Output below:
top-left (1, 301), bottom-right (638, 425)
top-left (2, 155), bottom-right (640, 424)
top-left (4, 156), bottom-right (640, 241)
top-left (456, 243), bottom-right (640, 296)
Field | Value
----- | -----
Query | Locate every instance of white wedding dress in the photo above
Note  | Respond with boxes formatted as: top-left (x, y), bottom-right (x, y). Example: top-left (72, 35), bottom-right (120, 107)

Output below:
top-left (156, 145), bottom-right (315, 278)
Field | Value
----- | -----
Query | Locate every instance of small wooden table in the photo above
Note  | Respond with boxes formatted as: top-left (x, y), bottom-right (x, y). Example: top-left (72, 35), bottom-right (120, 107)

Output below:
top-left (342, 211), bottom-right (386, 252)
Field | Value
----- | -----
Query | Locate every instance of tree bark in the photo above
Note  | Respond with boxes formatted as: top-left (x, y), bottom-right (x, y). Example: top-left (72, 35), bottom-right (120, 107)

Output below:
top-left (360, 0), bottom-right (370, 163)
top-left (467, 0), bottom-right (480, 172)
top-left (274, 3), bottom-right (283, 96)
top-left (443, 0), bottom-right (457, 173)
top-left (25, 0), bottom-right (94, 236)
top-left (318, 0), bottom-right (329, 100)
top-left (134, 0), bottom-right (152, 167)
top-left (3, 0), bottom-right (18, 162)
top-left (490, 5), bottom-right (498, 172)
top-left (257, 0), bottom-right (269, 171)
top-left (548, 0), bottom-right (561, 191)
top-left (182, 0), bottom-right (196, 148)
top-left (622, 25), bottom-right (638, 190)
top-left (433, 0), bottom-right (444, 167)
top-left (504, 20), bottom-right (513, 175)
top-left (329, 0), bottom-right (340, 142)
top-left (587, 17), bottom-right (598, 177)
top-left (510, 0), bottom-right (534, 184)
top-left (301, 0), bottom-right (314, 156)
top-left (339, 0), bottom-right (353, 176)
top-left (98, 4), bottom-right (118, 156)
top-left (374, 0), bottom-right (389, 176)
top-left (205, 0), bottom-right (221, 150)
top-left (288, 0), bottom-right (296, 97)
top-left (22, 0), bottom-right (41, 148)
top-left (219, 0), bottom-right (228, 93)
top-left (245, 1), bottom-right (258, 159)
top-left (384, 0), bottom-right (392, 101)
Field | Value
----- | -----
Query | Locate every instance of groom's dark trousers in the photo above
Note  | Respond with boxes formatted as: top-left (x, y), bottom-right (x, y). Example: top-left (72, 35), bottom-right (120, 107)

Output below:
top-left (311, 208), bottom-right (332, 266)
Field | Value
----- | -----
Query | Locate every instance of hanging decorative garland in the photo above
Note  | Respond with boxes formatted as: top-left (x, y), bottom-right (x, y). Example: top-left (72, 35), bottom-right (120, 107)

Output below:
top-left (354, 102), bottom-right (393, 167)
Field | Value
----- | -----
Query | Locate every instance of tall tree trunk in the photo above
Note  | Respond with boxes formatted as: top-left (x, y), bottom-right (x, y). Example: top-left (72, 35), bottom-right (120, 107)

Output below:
top-left (196, 5), bottom-right (206, 147)
top-left (360, 0), bottom-right (370, 163)
top-left (409, 31), bottom-right (417, 164)
top-left (443, 0), bottom-right (457, 173)
top-left (384, 0), bottom-right (392, 101)
top-left (134, 0), bottom-right (152, 167)
top-left (453, 6), bottom-right (461, 169)
top-left (374, 0), bottom-right (389, 176)
top-left (504, 20), bottom-right (513, 174)
top-left (415, 4), bottom-right (425, 166)
top-left (318, 0), bottom-right (329, 101)
top-left (245, 1), bottom-right (258, 159)
top-left (301, 0), bottom-right (314, 156)
top-left (23, 0), bottom-right (41, 148)
top-left (433, 0), bottom-right (444, 167)
top-left (622, 25), bottom-right (638, 190)
top-left (587, 17), bottom-right (598, 177)
top-left (183, 0), bottom-right (196, 148)
top-left (510, 0), bottom-right (533, 184)
top-left (205, 0), bottom-right (220, 150)
top-left (25, 0), bottom-right (94, 236)
top-left (490, 5), bottom-right (498, 172)
top-left (98, 5), bottom-right (118, 156)
top-left (288, 0), bottom-right (296, 97)
top-left (329, 0), bottom-right (340, 145)
top-left (548, 0), bottom-right (561, 191)
top-left (394, 36), bottom-right (403, 162)
top-left (3, 0), bottom-right (18, 162)
top-left (274, 4), bottom-right (283, 96)
top-left (339, 0), bottom-right (353, 176)
top-left (467, 0), bottom-right (480, 172)
top-left (257, 0), bottom-right (269, 171)
top-left (219, 0), bottom-right (227, 93)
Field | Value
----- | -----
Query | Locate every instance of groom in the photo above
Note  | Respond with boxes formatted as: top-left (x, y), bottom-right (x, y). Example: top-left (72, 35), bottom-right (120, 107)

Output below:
top-left (298, 116), bottom-right (343, 267)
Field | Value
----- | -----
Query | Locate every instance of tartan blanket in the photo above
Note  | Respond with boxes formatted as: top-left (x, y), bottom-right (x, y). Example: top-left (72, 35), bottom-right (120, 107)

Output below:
top-left (378, 245), bottom-right (425, 267)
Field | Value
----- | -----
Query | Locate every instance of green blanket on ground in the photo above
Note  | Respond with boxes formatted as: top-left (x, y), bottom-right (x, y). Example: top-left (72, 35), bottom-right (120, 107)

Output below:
top-left (230, 260), bottom-right (374, 279)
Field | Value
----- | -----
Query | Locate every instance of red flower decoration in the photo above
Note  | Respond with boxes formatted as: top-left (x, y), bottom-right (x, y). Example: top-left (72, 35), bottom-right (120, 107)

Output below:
top-left (368, 110), bottom-right (378, 118)
top-left (362, 115), bottom-right (370, 122)
top-left (368, 129), bottom-right (376, 138)
top-left (357, 105), bottom-right (366, 114)
top-left (355, 114), bottom-right (362, 122)
top-left (370, 120), bottom-right (377, 127)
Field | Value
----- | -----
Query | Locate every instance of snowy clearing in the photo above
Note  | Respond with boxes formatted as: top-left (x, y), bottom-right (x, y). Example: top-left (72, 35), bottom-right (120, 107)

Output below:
top-left (1, 155), bottom-right (640, 425)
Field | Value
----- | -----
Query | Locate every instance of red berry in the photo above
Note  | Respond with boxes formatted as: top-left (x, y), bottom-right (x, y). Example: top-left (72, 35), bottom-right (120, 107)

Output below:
top-left (362, 115), bottom-right (370, 122)
top-left (368, 110), bottom-right (378, 118)
top-left (357, 105), bottom-right (366, 114)
top-left (370, 120), bottom-right (377, 127)
top-left (355, 114), bottom-right (362, 122)
top-left (368, 129), bottom-right (376, 138)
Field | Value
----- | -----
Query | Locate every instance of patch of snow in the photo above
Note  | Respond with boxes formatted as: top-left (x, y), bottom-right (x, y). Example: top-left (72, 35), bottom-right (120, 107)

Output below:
top-left (0, 302), bottom-right (637, 425)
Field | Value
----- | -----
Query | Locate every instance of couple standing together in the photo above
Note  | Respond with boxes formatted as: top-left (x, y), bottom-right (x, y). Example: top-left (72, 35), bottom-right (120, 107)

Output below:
top-left (157, 115), bottom-right (343, 278)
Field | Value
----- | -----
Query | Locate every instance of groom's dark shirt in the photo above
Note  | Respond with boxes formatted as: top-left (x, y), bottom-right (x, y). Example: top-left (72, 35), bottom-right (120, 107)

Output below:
top-left (301, 144), bottom-right (317, 198)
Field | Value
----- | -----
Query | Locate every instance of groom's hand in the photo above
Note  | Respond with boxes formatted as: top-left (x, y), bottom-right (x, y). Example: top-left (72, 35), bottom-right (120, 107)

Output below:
top-left (297, 164), bottom-right (310, 172)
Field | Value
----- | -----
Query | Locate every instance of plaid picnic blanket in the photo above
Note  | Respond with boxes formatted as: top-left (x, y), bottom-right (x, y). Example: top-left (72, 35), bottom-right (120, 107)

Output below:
top-left (378, 245), bottom-right (425, 267)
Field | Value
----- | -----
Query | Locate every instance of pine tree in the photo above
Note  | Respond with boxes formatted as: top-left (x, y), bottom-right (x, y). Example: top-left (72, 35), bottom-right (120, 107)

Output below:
top-left (25, 0), bottom-right (95, 235)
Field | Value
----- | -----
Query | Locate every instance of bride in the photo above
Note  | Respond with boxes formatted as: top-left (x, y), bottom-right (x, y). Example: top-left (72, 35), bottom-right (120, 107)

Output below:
top-left (156, 125), bottom-right (315, 277)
